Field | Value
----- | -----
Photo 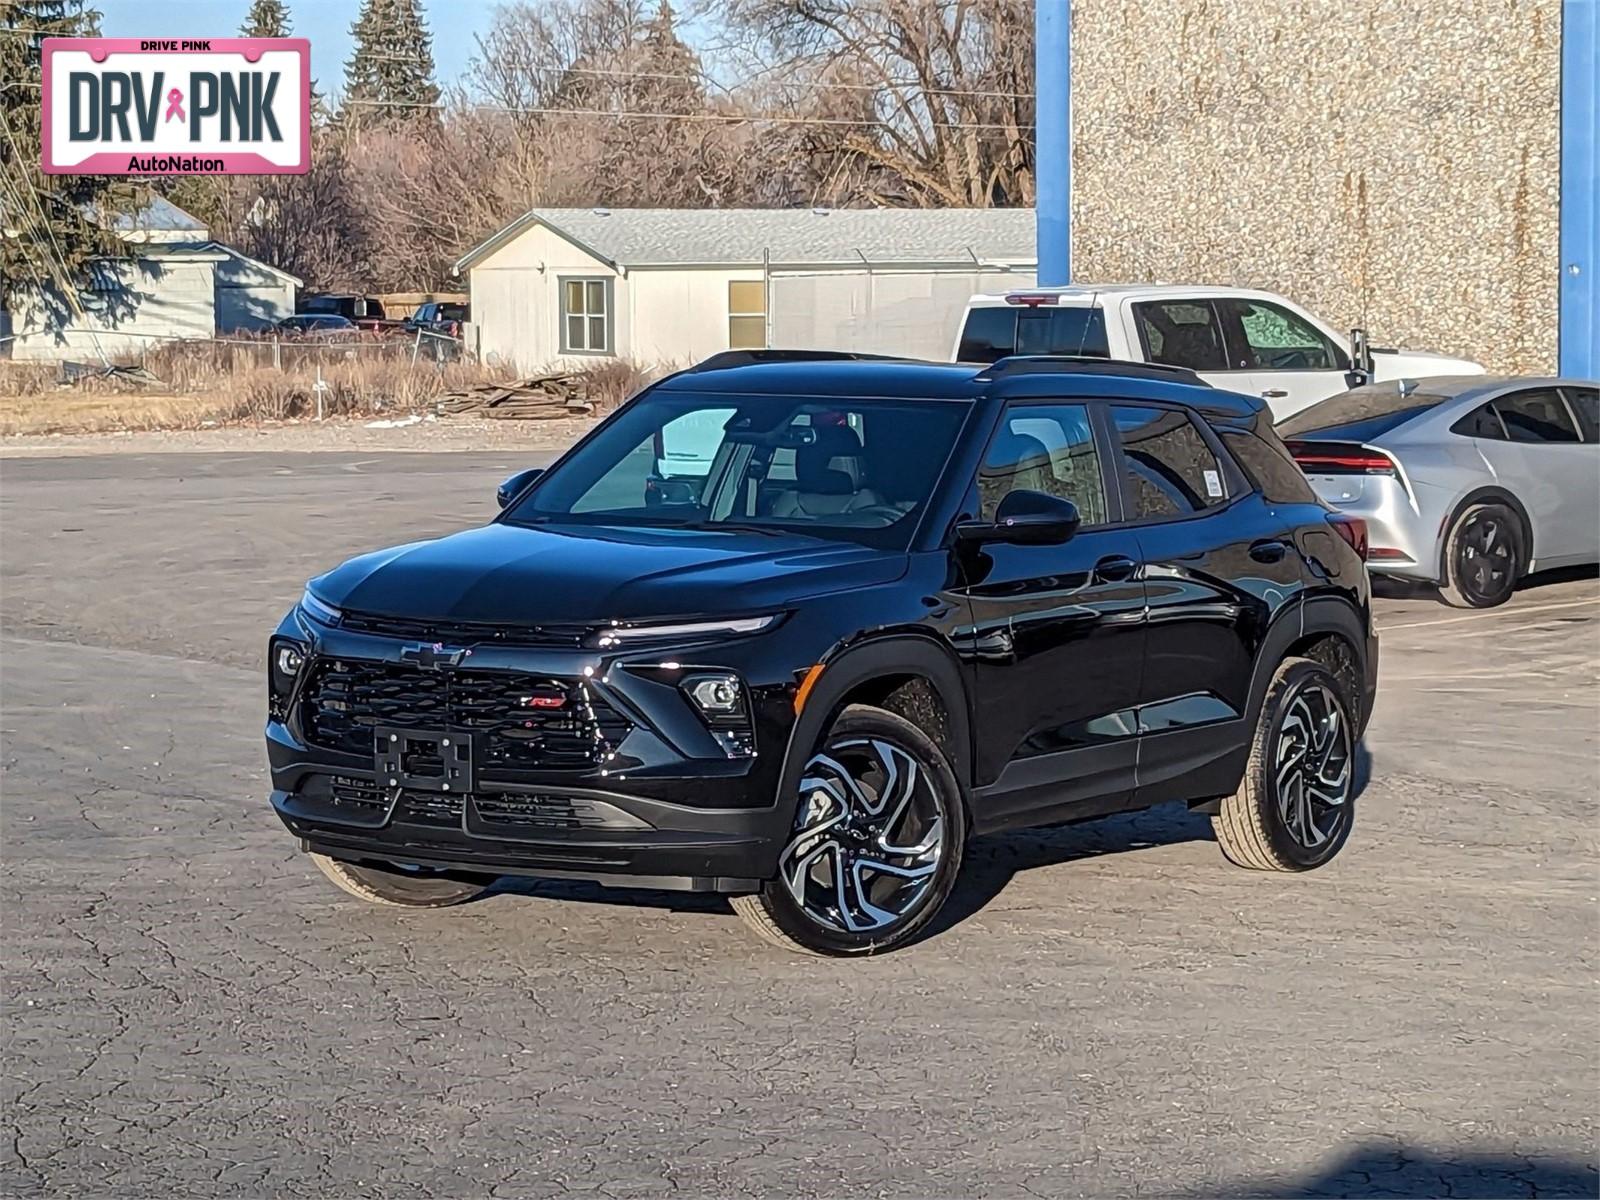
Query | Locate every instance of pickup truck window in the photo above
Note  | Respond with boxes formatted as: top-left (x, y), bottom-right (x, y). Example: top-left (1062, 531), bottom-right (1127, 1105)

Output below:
top-left (957, 306), bottom-right (1109, 362)
top-left (1227, 299), bottom-right (1343, 371)
top-left (1132, 301), bottom-right (1228, 372)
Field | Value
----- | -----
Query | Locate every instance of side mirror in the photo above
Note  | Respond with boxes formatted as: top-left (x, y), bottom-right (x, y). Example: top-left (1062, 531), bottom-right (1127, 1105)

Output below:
top-left (957, 490), bottom-right (1081, 546)
top-left (496, 467), bottom-right (543, 509)
top-left (1346, 326), bottom-right (1374, 388)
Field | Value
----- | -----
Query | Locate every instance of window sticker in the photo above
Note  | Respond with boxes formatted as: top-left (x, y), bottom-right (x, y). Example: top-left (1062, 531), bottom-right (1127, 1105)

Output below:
top-left (1203, 469), bottom-right (1223, 498)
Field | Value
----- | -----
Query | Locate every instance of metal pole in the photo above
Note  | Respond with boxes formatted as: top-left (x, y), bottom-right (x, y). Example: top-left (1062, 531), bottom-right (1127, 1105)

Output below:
top-left (1560, 0), bottom-right (1597, 377)
top-left (1035, 0), bottom-right (1072, 287)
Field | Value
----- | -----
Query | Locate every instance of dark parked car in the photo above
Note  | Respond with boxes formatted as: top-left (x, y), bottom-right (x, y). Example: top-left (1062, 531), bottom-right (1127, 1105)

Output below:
top-left (266, 352), bottom-right (1378, 955)
top-left (275, 314), bottom-right (359, 341)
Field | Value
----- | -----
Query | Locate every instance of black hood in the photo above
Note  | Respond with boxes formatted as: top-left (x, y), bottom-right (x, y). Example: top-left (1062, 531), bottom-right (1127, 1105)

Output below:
top-left (311, 522), bottom-right (905, 626)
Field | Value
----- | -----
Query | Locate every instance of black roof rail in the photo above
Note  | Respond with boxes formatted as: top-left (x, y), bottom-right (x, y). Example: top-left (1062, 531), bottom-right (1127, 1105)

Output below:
top-left (688, 349), bottom-right (905, 372)
top-left (976, 355), bottom-right (1211, 387)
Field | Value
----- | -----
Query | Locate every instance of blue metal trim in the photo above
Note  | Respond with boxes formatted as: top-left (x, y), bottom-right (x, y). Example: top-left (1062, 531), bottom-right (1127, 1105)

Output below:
top-left (1561, 0), bottom-right (1598, 377)
top-left (1035, 0), bottom-right (1071, 286)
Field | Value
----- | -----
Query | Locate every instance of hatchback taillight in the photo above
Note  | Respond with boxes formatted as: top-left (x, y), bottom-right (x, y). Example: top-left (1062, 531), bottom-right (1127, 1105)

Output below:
top-left (1285, 440), bottom-right (1396, 475)
top-left (1327, 513), bottom-right (1369, 561)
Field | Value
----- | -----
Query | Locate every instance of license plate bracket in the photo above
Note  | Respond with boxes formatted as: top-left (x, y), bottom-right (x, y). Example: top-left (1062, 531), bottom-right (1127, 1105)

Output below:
top-left (374, 727), bottom-right (474, 793)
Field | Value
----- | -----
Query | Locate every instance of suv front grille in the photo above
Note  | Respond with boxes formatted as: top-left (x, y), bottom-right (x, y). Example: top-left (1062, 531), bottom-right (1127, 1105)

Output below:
top-left (301, 658), bottom-right (629, 770)
top-left (336, 611), bottom-right (595, 648)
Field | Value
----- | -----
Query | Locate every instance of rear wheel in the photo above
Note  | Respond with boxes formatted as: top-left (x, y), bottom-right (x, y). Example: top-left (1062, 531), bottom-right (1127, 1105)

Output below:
top-left (732, 704), bottom-right (966, 956)
top-left (1213, 658), bottom-right (1356, 872)
top-left (310, 853), bottom-right (490, 908)
top-left (1440, 501), bottom-right (1522, 608)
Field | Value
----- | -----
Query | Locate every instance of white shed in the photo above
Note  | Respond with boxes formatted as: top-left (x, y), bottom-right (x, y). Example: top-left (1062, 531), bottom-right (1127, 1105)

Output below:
top-left (453, 208), bottom-right (1037, 372)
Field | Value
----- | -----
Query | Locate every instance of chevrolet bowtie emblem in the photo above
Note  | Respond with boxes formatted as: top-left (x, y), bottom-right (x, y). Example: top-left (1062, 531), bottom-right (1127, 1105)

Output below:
top-left (400, 642), bottom-right (469, 670)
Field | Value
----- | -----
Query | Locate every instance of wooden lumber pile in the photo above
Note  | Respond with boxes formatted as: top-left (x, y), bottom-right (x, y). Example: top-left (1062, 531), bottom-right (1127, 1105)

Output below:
top-left (435, 373), bottom-right (595, 419)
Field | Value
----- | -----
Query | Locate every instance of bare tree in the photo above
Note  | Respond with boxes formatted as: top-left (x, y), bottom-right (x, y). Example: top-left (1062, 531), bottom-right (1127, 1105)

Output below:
top-left (714, 0), bottom-right (1034, 208)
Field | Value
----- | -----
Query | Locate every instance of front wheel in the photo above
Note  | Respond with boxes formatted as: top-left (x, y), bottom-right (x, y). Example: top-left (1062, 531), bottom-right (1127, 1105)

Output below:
top-left (732, 703), bottom-right (967, 956)
top-left (310, 853), bottom-right (491, 908)
top-left (1212, 658), bottom-right (1357, 872)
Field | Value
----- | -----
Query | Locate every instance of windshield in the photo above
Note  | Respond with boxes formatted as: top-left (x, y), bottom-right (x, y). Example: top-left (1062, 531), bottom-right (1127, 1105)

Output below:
top-left (504, 390), bottom-right (972, 547)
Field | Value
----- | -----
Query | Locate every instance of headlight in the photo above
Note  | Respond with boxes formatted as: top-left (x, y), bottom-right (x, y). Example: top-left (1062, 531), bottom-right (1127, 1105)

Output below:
top-left (590, 614), bottom-right (780, 648)
top-left (299, 588), bottom-right (342, 626)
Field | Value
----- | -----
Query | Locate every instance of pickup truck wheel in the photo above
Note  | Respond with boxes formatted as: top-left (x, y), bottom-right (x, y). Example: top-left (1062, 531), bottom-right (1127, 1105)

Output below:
top-left (310, 853), bottom-right (490, 908)
top-left (732, 703), bottom-right (966, 956)
top-left (1213, 658), bottom-right (1356, 872)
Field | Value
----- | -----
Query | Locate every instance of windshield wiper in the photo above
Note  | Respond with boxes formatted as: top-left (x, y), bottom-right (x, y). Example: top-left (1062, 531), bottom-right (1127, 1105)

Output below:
top-left (678, 520), bottom-right (793, 537)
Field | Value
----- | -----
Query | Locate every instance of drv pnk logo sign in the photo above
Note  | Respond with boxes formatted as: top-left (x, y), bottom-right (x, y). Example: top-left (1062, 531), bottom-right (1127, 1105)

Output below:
top-left (42, 38), bottom-right (309, 175)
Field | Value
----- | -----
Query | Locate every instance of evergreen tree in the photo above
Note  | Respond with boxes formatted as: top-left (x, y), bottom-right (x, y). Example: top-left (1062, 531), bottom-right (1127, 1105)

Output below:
top-left (0, 1), bottom-right (134, 310)
top-left (240, 0), bottom-right (291, 38)
top-left (343, 0), bottom-right (440, 123)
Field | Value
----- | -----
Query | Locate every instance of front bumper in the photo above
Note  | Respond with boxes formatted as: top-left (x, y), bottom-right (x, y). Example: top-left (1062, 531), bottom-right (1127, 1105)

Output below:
top-left (267, 610), bottom-right (808, 892)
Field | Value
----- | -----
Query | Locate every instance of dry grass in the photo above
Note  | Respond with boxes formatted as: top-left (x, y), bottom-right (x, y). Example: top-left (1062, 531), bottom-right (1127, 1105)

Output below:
top-left (0, 344), bottom-right (662, 436)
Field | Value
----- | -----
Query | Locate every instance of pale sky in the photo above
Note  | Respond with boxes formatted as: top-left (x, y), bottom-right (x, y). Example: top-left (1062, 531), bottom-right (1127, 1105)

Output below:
top-left (98, 0), bottom-right (502, 97)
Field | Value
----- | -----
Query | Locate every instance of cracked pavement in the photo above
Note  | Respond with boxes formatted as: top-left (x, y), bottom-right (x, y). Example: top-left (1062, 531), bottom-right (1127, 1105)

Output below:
top-left (2, 450), bottom-right (1596, 1197)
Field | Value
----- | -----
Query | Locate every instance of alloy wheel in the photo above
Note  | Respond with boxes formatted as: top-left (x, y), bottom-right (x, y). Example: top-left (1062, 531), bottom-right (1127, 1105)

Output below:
top-left (1272, 683), bottom-right (1352, 850)
top-left (778, 737), bottom-right (946, 934)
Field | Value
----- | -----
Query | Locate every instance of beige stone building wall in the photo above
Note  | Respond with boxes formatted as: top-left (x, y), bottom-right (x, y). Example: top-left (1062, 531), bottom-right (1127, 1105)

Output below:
top-left (1070, 0), bottom-right (1561, 373)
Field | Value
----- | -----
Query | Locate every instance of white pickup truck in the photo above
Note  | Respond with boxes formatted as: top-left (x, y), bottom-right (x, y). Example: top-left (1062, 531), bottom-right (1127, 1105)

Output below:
top-left (950, 284), bottom-right (1484, 421)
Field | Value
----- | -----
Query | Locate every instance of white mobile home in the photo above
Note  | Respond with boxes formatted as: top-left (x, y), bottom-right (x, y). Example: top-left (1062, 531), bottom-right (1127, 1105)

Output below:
top-left (453, 208), bottom-right (1037, 371)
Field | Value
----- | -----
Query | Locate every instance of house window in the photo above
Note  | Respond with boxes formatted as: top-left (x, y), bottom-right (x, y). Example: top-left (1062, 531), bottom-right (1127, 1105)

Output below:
top-left (728, 280), bottom-right (766, 350)
top-left (561, 278), bottom-right (612, 354)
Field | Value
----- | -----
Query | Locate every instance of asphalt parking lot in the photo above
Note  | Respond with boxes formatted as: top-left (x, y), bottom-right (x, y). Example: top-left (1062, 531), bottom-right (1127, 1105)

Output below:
top-left (3, 450), bottom-right (1597, 1198)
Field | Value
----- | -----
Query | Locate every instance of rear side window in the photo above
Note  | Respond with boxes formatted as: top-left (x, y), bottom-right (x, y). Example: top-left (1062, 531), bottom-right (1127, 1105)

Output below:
top-left (1133, 301), bottom-right (1228, 372)
top-left (1112, 405), bottom-right (1227, 518)
top-left (1492, 388), bottom-right (1581, 443)
top-left (1218, 427), bottom-right (1319, 503)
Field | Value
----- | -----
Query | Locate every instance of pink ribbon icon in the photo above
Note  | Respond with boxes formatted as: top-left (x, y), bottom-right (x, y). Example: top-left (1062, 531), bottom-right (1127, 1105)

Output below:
top-left (164, 88), bottom-right (185, 123)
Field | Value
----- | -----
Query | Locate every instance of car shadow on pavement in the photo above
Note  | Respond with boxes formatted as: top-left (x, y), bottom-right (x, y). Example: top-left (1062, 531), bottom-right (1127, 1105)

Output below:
top-left (921, 740), bottom-right (1375, 947)
top-left (1193, 1140), bottom-right (1599, 1198)
top-left (1371, 562), bottom-right (1598, 605)
top-left (485, 743), bottom-right (1377, 943)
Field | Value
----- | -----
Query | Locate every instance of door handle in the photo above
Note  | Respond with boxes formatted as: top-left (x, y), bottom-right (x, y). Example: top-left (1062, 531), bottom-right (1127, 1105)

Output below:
top-left (1260, 388), bottom-right (1289, 399)
top-left (1250, 539), bottom-right (1288, 564)
top-left (1093, 554), bottom-right (1139, 582)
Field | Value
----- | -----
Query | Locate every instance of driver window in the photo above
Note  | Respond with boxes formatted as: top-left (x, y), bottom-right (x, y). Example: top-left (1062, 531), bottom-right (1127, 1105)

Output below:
top-left (1227, 299), bottom-right (1341, 371)
top-left (978, 404), bottom-right (1107, 524)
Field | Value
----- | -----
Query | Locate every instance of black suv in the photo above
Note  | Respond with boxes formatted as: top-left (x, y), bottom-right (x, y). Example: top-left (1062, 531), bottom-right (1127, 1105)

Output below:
top-left (267, 353), bottom-right (1378, 955)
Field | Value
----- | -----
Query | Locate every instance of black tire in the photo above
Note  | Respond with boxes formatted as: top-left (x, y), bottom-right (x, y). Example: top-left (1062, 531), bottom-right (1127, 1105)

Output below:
top-left (732, 703), bottom-right (967, 956)
top-left (310, 853), bottom-right (490, 908)
top-left (1439, 501), bottom-right (1523, 608)
top-left (1213, 658), bottom-right (1357, 872)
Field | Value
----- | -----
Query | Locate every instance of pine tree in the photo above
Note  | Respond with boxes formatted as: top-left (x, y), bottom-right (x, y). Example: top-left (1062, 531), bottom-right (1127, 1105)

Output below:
top-left (0, 1), bottom-right (134, 310)
top-left (240, 0), bottom-right (291, 38)
top-left (343, 0), bottom-right (440, 124)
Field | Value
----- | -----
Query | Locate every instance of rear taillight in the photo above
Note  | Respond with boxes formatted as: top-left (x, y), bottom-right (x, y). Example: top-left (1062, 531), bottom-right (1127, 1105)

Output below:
top-left (1286, 440), bottom-right (1396, 475)
top-left (1327, 513), bottom-right (1369, 561)
top-left (1004, 293), bottom-right (1060, 307)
